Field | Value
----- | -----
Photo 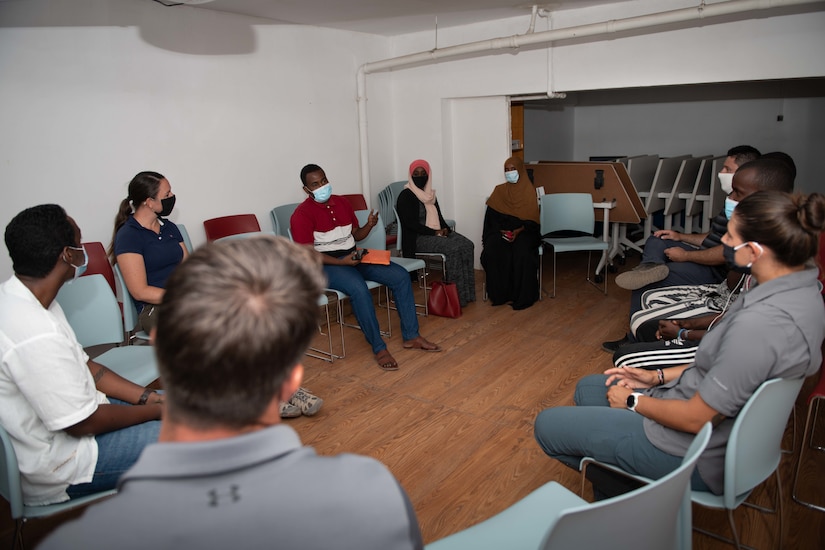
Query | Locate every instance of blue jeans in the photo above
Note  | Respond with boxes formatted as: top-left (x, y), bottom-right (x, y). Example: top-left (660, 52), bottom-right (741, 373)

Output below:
top-left (324, 261), bottom-right (419, 354)
top-left (66, 399), bottom-right (161, 499)
top-left (630, 237), bottom-right (724, 316)
top-left (533, 374), bottom-right (710, 491)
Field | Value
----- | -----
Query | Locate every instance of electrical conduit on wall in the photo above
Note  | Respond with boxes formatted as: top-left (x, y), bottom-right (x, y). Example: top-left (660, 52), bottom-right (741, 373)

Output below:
top-left (355, 0), bottom-right (825, 196)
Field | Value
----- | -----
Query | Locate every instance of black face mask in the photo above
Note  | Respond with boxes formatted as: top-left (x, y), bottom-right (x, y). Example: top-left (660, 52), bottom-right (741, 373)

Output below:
top-left (722, 243), bottom-right (751, 274)
top-left (158, 195), bottom-right (176, 217)
top-left (412, 175), bottom-right (428, 189)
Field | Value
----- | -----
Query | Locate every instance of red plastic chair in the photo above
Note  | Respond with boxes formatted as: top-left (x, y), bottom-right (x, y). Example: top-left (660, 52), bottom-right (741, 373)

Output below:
top-left (203, 214), bottom-right (261, 242)
top-left (792, 355), bottom-right (825, 512)
top-left (341, 194), bottom-right (368, 212)
top-left (791, 233), bottom-right (825, 511)
top-left (81, 242), bottom-right (116, 295)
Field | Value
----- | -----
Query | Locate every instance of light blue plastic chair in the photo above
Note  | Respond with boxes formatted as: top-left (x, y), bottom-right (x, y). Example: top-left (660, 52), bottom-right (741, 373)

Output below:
top-left (691, 377), bottom-right (803, 549)
top-left (55, 274), bottom-right (159, 386)
top-left (377, 180), bottom-right (407, 234)
top-left (270, 203), bottom-right (302, 237)
top-left (539, 193), bottom-right (609, 298)
top-left (426, 423), bottom-right (711, 550)
top-left (356, 209), bottom-right (428, 316)
top-left (0, 423), bottom-right (116, 550)
top-left (112, 263), bottom-right (150, 345)
top-left (176, 223), bottom-right (194, 253)
top-left (580, 377), bottom-right (804, 550)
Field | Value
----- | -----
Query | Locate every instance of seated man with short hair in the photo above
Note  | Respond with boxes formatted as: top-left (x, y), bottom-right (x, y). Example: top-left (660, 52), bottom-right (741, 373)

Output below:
top-left (291, 163), bottom-right (440, 371)
top-left (604, 155), bottom-right (793, 351)
top-left (615, 146), bottom-right (761, 309)
top-left (41, 236), bottom-right (424, 549)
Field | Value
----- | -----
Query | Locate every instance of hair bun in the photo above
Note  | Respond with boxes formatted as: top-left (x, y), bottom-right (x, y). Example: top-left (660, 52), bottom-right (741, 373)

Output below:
top-left (798, 193), bottom-right (825, 234)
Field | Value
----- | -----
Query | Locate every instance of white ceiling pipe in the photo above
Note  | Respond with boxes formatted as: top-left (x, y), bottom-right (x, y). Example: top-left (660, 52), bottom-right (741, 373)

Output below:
top-left (356, 0), bottom-right (825, 197)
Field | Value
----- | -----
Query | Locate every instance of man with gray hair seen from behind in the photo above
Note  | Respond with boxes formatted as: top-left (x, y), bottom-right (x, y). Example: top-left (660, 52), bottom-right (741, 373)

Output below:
top-left (41, 236), bottom-right (424, 550)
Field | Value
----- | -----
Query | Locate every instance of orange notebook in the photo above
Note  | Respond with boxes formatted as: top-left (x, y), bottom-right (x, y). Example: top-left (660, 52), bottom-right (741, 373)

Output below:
top-left (358, 248), bottom-right (391, 265)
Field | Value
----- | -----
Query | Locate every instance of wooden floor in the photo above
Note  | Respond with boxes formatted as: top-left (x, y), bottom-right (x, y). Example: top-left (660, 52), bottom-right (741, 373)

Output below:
top-left (4, 251), bottom-right (824, 548)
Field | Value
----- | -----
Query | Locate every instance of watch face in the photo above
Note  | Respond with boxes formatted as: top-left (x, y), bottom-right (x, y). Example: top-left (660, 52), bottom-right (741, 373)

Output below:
top-left (626, 394), bottom-right (636, 409)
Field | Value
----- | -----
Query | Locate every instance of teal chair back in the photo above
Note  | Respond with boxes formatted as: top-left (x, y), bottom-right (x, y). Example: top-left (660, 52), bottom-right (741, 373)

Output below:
top-left (354, 210), bottom-right (386, 250)
top-left (539, 193), bottom-right (609, 297)
top-left (112, 263), bottom-right (148, 343)
top-left (427, 424), bottom-right (711, 550)
top-left (271, 203), bottom-right (301, 238)
top-left (715, 376), bottom-right (805, 508)
top-left (0, 423), bottom-right (116, 548)
top-left (176, 223), bottom-right (194, 253)
top-left (55, 274), bottom-right (158, 385)
top-left (541, 422), bottom-right (711, 550)
top-left (689, 376), bottom-right (805, 549)
top-left (540, 193), bottom-right (596, 236)
top-left (377, 180), bottom-right (406, 227)
top-left (55, 274), bottom-right (123, 348)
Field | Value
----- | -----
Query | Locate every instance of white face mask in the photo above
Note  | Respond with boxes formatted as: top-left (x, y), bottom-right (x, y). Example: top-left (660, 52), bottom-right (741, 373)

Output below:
top-left (504, 170), bottom-right (519, 184)
top-left (718, 172), bottom-right (734, 195)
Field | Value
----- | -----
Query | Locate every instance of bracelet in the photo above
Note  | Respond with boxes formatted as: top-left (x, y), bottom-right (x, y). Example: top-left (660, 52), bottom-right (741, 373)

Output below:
top-left (676, 328), bottom-right (688, 343)
top-left (137, 388), bottom-right (155, 405)
top-left (656, 368), bottom-right (665, 386)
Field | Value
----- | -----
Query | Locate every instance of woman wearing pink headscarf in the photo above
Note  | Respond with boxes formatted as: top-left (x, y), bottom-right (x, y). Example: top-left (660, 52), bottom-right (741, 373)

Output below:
top-left (396, 159), bottom-right (476, 307)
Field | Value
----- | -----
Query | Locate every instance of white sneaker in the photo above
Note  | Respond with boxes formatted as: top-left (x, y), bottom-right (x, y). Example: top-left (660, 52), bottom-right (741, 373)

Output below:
top-left (615, 263), bottom-right (669, 290)
top-left (289, 387), bottom-right (324, 416)
top-left (279, 401), bottom-right (301, 418)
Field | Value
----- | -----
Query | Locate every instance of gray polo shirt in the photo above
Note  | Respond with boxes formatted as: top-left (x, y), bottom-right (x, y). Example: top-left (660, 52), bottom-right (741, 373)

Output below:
top-left (644, 267), bottom-right (824, 494)
top-left (40, 425), bottom-right (423, 550)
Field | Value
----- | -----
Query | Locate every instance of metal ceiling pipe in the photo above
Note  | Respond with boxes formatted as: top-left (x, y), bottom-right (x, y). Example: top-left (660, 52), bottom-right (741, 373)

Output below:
top-left (356, 0), bottom-right (824, 196)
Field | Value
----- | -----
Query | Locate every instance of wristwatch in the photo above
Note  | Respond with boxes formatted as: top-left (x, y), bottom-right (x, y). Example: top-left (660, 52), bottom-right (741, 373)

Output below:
top-left (626, 392), bottom-right (644, 412)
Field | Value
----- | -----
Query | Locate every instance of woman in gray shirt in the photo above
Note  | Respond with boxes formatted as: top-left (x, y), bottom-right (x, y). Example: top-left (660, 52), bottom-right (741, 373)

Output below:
top-left (535, 190), bottom-right (825, 495)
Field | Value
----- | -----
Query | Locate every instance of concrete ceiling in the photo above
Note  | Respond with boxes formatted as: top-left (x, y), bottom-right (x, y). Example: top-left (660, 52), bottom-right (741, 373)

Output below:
top-left (182, 0), bottom-right (630, 36)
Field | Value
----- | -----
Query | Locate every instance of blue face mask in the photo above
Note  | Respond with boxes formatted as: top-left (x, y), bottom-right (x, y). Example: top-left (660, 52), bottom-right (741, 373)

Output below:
top-left (311, 182), bottom-right (332, 203)
top-left (724, 197), bottom-right (738, 220)
top-left (67, 246), bottom-right (88, 281)
top-left (504, 170), bottom-right (519, 184)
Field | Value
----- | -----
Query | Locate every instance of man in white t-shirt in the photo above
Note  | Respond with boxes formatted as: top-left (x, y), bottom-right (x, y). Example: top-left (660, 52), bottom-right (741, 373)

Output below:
top-left (0, 204), bottom-right (162, 505)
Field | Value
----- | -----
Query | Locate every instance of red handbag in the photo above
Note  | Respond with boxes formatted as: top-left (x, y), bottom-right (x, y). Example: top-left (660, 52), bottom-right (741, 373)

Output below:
top-left (427, 281), bottom-right (462, 318)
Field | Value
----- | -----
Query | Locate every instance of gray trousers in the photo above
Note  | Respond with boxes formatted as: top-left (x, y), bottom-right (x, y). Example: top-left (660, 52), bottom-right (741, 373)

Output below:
top-left (533, 374), bottom-right (711, 491)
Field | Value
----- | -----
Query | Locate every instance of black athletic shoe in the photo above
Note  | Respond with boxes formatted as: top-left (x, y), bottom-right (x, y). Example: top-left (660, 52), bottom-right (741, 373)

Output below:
top-left (601, 334), bottom-right (631, 353)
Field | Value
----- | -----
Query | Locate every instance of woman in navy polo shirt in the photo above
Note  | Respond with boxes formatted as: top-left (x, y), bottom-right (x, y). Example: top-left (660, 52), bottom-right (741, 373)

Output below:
top-left (109, 171), bottom-right (187, 332)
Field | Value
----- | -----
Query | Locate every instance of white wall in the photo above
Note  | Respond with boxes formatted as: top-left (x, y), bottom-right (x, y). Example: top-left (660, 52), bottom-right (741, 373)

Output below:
top-left (523, 95), bottom-right (824, 194)
top-left (378, 0), bottom-right (824, 265)
top-left (2, 0), bottom-right (825, 278)
top-left (0, 0), bottom-right (391, 279)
